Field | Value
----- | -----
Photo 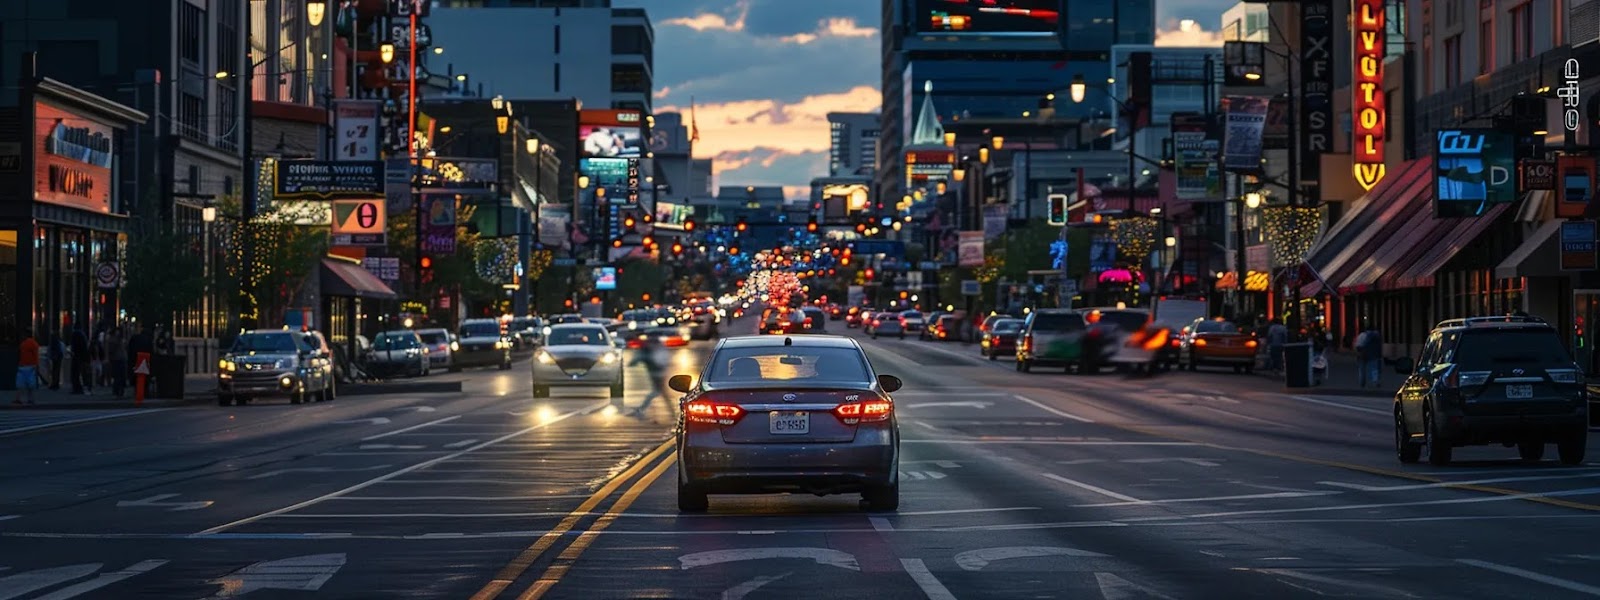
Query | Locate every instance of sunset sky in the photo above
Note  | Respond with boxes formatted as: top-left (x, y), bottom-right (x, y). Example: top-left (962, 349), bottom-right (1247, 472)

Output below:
top-left (619, 0), bottom-right (1232, 198)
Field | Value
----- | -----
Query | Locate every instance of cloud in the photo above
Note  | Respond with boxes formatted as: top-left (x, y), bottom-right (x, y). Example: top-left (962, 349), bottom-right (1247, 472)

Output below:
top-left (779, 17), bottom-right (876, 44)
top-left (664, 86), bottom-right (879, 160)
top-left (1155, 19), bottom-right (1226, 47)
top-left (653, 86), bottom-right (672, 99)
top-left (660, 1), bottom-right (749, 32)
top-left (706, 149), bottom-right (829, 193)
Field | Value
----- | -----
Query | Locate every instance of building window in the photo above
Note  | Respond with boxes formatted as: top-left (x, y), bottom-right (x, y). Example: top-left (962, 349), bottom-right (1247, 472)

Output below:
top-left (1509, 3), bottom-right (1532, 62)
top-left (611, 63), bottom-right (648, 94)
top-left (553, 63), bottom-right (560, 92)
top-left (1478, 19), bottom-right (1493, 75)
top-left (180, 3), bottom-right (205, 67)
top-left (179, 92), bottom-right (208, 143)
top-left (554, 25), bottom-right (561, 54)
top-left (217, 85), bottom-right (238, 152)
top-left (1443, 34), bottom-right (1461, 89)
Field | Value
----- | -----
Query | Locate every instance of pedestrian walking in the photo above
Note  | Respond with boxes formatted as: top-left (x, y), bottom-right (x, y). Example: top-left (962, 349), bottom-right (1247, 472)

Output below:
top-left (1265, 318), bottom-right (1289, 372)
top-left (14, 328), bottom-right (40, 405)
top-left (106, 326), bottom-right (128, 398)
top-left (69, 324), bottom-right (90, 395)
top-left (46, 331), bottom-right (64, 390)
top-left (1357, 321), bottom-right (1385, 389)
top-left (90, 325), bottom-right (106, 389)
top-left (627, 335), bottom-right (670, 417)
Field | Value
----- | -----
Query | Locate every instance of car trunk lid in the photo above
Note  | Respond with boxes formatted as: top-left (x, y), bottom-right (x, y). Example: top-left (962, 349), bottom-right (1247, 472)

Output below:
top-left (711, 388), bottom-right (869, 444)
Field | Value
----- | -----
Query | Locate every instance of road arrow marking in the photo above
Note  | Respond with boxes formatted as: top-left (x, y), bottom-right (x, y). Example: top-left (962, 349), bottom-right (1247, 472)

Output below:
top-left (30, 560), bottom-right (168, 600)
top-left (0, 563), bottom-right (103, 600)
top-left (357, 444), bottom-right (425, 450)
top-left (116, 493), bottom-right (213, 511)
top-left (443, 439), bottom-right (480, 449)
top-left (201, 553), bottom-right (346, 598)
top-left (396, 406), bottom-right (437, 413)
top-left (0, 515), bottom-right (18, 521)
top-left (955, 546), bottom-right (1109, 571)
top-left (679, 548), bottom-right (860, 571)
top-left (721, 572), bottom-right (790, 600)
top-left (934, 460), bottom-right (960, 469)
top-left (901, 471), bottom-right (946, 481)
top-left (1095, 572), bottom-right (1177, 600)
top-left (247, 465), bottom-right (393, 480)
top-left (335, 417), bottom-right (391, 426)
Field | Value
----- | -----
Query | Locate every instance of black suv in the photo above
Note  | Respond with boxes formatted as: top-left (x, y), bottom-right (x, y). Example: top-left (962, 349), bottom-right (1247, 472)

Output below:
top-left (1394, 316), bottom-right (1588, 466)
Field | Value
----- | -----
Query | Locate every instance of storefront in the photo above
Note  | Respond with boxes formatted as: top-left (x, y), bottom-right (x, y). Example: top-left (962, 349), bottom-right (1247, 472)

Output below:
top-left (0, 77), bottom-right (145, 387)
top-left (320, 257), bottom-right (396, 369)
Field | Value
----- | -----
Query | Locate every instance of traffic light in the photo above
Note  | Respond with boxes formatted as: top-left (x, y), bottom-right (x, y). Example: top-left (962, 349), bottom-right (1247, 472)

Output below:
top-left (419, 256), bottom-right (434, 283)
top-left (807, 218), bottom-right (819, 232)
top-left (671, 241), bottom-right (684, 255)
top-left (612, 238), bottom-right (624, 248)
top-left (623, 214), bottom-right (637, 229)
top-left (642, 213), bottom-right (653, 223)
top-left (684, 218), bottom-right (696, 231)
top-left (641, 235), bottom-right (654, 247)
top-left (864, 268), bottom-right (875, 280)
top-left (735, 217), bottom-right (748, 233)
top-left (1048, 193), bottom-right (1067, 225)
top-left (855, 222), bottom-right (867, 233)
top-left (841, 256), bottom-right (851, 266)
top-left (642, 293), bottom-right (652, 302)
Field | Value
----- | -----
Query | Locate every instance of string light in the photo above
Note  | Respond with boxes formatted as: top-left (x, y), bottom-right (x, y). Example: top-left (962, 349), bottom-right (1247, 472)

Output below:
top-left (1260, 205), bottom-right (1322, 267)
top-left (1110, 216), bottom-right (1159, 263)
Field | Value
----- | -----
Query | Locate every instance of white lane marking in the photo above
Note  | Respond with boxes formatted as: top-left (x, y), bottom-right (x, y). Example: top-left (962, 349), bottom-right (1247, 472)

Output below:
top-left (1124, 458), bottom-right (1222, 467)
top-left (1252, 568), bottom-right (1420, 599)
top-left (721, 572), bottom-right (790, 600)
top-left (1288, 395), bottom-right (1390, 416)
top-left (196, 402), bottom-right (602, 534)
top-left (0, 409), bottom-right (172, 436)
top-left (679, 548), bottom-right (860, 571)
top-left (955, 546), bottom-right (1109, 571)
top-left (31, 560), bottom-right (168, 600)
top-left (912, 421), bottom-right (943, 432)
top-left (1095, 572), bottom-right (1177, 600)
top-left (1127, 486), bottom-right (1600, 521)
top-left (894, 507), bottom-right (1039, 517)
top-left (903, 402), bottom-right (994, 409)
top-left (869, 517), bottom-right (893, 532)
top-left (442, 439), bottom-right (480, 449)
top-left (328, 494), bottom-right (595, 502)
top-left (201, 553), bottom-right (346, 599)
top-left (935, 461), bottom-right (961, 469)
top-left (1074, 490), bottom-right (1340, 508)
top-left (394, 406), bottom-right (437, 413)
top-left (1012, 395), bottom-right (1095, 423)
top-left (0, 563), bottom-right (103, 600)
top-left (0, 515), bottom-right (18, 521)
top-left (905, 440), bottom-right (1199, 446)
top-left (116, 494), bottom-right (213, 511)
top-left (1457, 559), bottom-right (1600, 596)
top-left (1041, 473), bottom-right (1143, 503)
top-left (1320, 472), bottom-right (1600, 492)
top-left (354, 444), bottom-right (427, 450)
top-left (246, 465), bottom-right (392, 480)
top-left (360, 416), bottom-right (461, 441)
top-left (901, 559), bottom-right (959, 600)
top-left (334, 417), bottom-right (392, 426)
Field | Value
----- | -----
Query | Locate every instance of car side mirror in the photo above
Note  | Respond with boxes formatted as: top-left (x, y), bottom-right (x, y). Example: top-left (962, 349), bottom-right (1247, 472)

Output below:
top-left (877, 374), bottom-right (903, 393)
top-left (668, 374), bottom-right (695, 393)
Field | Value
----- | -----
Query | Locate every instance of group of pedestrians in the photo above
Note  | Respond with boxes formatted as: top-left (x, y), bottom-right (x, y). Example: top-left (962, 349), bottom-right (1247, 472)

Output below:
top-left (13, 322), bottom-right (158, 406)
top-left (1256, 318), bottom-right (1385, 389)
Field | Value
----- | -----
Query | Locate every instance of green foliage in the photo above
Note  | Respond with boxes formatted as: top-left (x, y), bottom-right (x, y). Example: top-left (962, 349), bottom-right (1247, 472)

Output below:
top-left (212, 198), bottom-right (329, 328)
top-left (121, 215), bottom-right (207, 329)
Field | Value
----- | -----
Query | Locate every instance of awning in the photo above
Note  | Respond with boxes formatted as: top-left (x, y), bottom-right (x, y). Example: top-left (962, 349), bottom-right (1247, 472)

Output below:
top-left (321, 258), bottom-right (397, 300)
top-left (1300, 158), bottom-right (1435, 297)
top-left (1495, 219), bottom-right (1564, 279)
top-left (1337, 195), bottom-right (1458, 292)
top-left (1383, 203), bottom-right (1511, 290)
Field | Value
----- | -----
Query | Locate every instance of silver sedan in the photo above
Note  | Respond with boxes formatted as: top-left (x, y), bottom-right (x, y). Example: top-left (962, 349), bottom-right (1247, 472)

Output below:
top-left (531, 323), bottom-right (624, 398)
top-left (671, 335), bottom-right (902, 513)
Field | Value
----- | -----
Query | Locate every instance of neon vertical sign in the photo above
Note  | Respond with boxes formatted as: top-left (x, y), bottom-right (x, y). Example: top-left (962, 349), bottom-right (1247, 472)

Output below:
top-left (1352, 0), bottom-right (1386, 190)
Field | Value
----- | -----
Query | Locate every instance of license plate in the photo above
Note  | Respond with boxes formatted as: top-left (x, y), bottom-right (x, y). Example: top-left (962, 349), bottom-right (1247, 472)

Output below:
top-left (769, 411), bottom-right (810, 435)
top-left (1506, 384), bottom-right (1534, 399)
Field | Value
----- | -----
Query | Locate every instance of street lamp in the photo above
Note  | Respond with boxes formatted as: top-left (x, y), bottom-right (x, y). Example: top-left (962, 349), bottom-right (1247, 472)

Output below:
top-left (306, 0), bottom-right (327, 26)
top-left (526, 138), bottom-right (540, 155)
top-left (1164, 236), bottom-right (1177, 248)
top-left (1244, 191), bottom-right (1264, 209)
top-left (578, 174), bottom-right (590, 189)
top-left (491, 95), bottom-right (505, 111)
top-left (379, 43), bottom-right (395, 64)
top-left (991, 135), bottom-right (1004, 150)
top-left (202, 205), bottom-right (217, 223)
top-left (1069, 74), bottom-right (1087, 104)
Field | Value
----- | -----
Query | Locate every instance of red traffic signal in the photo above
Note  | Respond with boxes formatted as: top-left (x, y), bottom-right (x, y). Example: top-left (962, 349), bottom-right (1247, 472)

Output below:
top-left (419, 256), bottom-right (433, 269)
top-left (671, 241), bottom-right (684, 254)
top-left (736, 217), bottom-right (748, 232)
top-left (684, 219), bottom-right (696, 231)
top-left (623, 215), bottom-right (637, 229)
top-left (806, 219), bottom-right (818, 233)
top-left (863, 268), bottom-right (874, 280)
top-left (612, 238), bottom-right (624, 248)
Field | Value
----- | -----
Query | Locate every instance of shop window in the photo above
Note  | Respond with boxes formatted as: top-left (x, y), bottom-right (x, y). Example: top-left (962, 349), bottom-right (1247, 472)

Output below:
top-left (0, 230), bottom-right (17, 346)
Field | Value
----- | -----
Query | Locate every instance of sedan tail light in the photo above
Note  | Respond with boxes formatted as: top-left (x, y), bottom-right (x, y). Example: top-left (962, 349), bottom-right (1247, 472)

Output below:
top-left (1020, 334), bottom-right (1033, 353)
top-left (833, 399), bottom-right (893, 425)
top-left (685, 399), bottom-right (745, 425)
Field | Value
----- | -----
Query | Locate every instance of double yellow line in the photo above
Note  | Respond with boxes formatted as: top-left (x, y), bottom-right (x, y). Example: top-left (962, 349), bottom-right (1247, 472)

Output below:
top-left (469, 437), bottom-right (678, 600)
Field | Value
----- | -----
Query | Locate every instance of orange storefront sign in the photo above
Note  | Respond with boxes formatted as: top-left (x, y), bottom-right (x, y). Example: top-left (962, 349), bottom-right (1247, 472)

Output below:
top-left (34, 102), bottom-right (114, 214)
top-left (1352, 0), bottom-right (1387, 191)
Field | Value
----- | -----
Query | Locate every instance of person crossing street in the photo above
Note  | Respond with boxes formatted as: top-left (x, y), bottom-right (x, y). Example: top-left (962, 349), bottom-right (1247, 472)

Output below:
top-left (628, 335), bottom-right (671, 418)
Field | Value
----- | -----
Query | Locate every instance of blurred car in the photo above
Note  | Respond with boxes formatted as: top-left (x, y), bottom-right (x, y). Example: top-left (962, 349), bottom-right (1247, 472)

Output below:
top-left (801, 307), bottom-right (827, 332)
top-left (367, 330), bottom-right (430, 377)
top-left (981, 318), bottom-right (1025, 360)
top-left (899, 310), bottom-right (927, 333)
top-left (919, 311), bottom-right (948, 339)
top-left (508, 316), bottom-right (544, 349)
top-left (872, 316), bottom-right (906, 339)
top-left (1177, 318), bottom-right (1258, 373)
top-left (455, 318), bottom-right (514, 370)
top-left (827, 303), bottom-right (845, 320)
top-left (671, 335), bottom-right (903, 512)
top-left (548, 313), bottom-right (586, 325)
top-left (845, 306), bottom-right (869, 328)
top-left (1016, 309), bottom-right (1100, 374)
top-left (531, 323), bottom-right (624, 399)
top-left (416, 328), bottom-right (456, 372)
top-left (217, 330), bottom-right (333, 406)
top-left (760, 308), bottom-right (797, 335)
top-left (926, 314), bottom-right (958, 341)
top-left (685, 299), bottom-right (722, 340)
top-left (1083, 308), bottom-right (1152, 372)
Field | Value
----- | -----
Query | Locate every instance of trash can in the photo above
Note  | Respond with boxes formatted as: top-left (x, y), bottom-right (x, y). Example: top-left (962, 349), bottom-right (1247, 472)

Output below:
top-left (153, 354), bottom-right (187, 399)
top-left (1283, 342), bottom-right (1313, 388)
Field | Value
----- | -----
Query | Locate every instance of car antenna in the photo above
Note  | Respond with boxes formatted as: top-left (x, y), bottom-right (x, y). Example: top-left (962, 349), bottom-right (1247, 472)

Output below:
top-left (784, 337), bottom-right (793, 346)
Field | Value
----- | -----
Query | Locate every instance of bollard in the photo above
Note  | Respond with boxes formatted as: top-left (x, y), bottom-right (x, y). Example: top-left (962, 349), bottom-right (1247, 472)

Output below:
top-left (134, 352), bottom-right (151, 406)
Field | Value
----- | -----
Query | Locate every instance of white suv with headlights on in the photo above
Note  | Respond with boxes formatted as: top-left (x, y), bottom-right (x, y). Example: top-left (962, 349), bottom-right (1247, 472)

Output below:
top-left (532, 323), bottom-right (624, 398)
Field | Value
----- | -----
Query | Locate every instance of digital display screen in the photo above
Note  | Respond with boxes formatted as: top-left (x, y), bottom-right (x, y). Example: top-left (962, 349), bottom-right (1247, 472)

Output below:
top-left (580, 125), bottom-right (643, 158)
top-left (916, 0), bottom-right (1060, 35)
top-left (594, 267), bottom-right (617, 291)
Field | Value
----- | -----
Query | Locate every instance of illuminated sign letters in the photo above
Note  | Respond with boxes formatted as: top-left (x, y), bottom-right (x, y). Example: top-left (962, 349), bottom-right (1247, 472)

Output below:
top-left (1351, 0), bottom-right (1387, 191)
top-left (1561, 58), bottom-right (1581, 133)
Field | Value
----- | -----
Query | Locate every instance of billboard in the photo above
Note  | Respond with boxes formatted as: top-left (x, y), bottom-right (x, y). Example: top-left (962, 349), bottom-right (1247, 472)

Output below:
top-left (821, 183), bottom-right (870, 220)
top-left (580, 109), bottom-right (643, 158)
top-left (537, 204), bottom-right (571, 249)
top-left (1171, 112), bottom-right (1220, 200)
top-left (1435, 129), bottom-right (1516, 218)
top-left (653, 201), bottom-right (694, 230)
top-left (905, 149), bottom-right (955, 192)
top-left (421, 194), bottom-right (457, 254)
top-left (579, 158), bottom-right (640, 204)
top-left (1352, 0), bottom-right (1388, 190)
top-left (915, 0), bottom-right (1058, 36)
top-left (34, 101), bottom-right (115, 214)
top-left (594, 266), bottom-right (618, 291)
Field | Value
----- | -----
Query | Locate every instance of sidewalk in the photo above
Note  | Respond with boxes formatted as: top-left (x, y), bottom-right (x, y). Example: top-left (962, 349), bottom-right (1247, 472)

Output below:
top-left (1246, 349), bottom-right (1395, 398)
top-left (3, 373), bottom-right (215, 409)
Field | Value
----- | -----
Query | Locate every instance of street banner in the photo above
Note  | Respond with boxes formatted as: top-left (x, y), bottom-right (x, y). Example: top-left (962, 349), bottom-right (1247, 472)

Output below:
top-left (983, 205), bottom-right (1008, 241)
top-left (1558, 156), bottom-right (1595, 219)
top-left (334, 101), bottom-right (381, 161)
top-left (1299, 0), bottom-right (1335, 197)
top-left (958, 231), bottom-right (984, 267)
top-left (274, 160), bottom-right (384, 200)
top-left (1434, 129), bottom-right (1516, 218)
top-left (1221, 96), bottom-right (1269, 173)
top-left (1520, 159), bottom-right (1556, 191)
top-left (330, 199), bottom-right (387, 246)
top-left (1560, 220), bottom-right (1597, 271)
top-left (538, 204), bottom-right (571, 249)
top-left (1089, 234), bottom-right (1117, 274)
top-left (420, 194), bottom-right (457, 254)
top-left (363, 257), bottom-right (400, 281)
top-left (1171, 112), bottom-right (1221, 199)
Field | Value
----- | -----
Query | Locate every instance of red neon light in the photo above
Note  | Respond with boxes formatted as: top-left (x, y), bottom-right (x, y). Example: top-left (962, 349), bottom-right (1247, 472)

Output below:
top-left (1352, 0), bottom-right (1386, 190)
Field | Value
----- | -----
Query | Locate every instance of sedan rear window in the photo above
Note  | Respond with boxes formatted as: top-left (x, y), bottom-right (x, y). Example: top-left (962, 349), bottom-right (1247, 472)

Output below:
top-left (459, 322), bottom-right (501, 338)
top-left (1195, 321), bottom-right (1240, 334)
top-left (706, 347), bottom-right (871, 384)
top-left (1029, 313), bottom-right (1085, 331)
top-left (994, 320), bottom-right (1023, 332)
top-left (1453, 328), bottom-right (1571, 369)
top-left (418, 331), bottom-right (448, 345)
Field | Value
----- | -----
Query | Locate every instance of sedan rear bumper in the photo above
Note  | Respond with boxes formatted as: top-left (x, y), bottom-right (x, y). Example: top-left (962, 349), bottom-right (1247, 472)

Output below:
top-left (680, 429), bottom-right (897, 494)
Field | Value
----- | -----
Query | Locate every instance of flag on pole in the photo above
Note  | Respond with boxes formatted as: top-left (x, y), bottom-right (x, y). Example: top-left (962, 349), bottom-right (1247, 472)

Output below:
top-left (690, 96), bottom-right (701, 142)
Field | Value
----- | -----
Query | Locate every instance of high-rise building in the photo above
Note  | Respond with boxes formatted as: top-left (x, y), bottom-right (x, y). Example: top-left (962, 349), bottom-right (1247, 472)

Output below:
top-left (877, 0), bottom-right (1155, 211)
top-left (431, 0), bottom-right (653, 113)
top-left (828, 113), bottom-right (880, 177)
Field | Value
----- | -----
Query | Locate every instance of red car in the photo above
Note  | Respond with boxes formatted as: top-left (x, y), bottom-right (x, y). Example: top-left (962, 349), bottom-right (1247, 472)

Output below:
top-left (981, 318), bottom-right (1025, 359)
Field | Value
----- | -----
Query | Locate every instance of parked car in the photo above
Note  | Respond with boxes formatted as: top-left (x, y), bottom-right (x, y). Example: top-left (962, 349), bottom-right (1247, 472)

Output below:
top-left (367, 330), bottom-right (430, 377)
top-left (217, 330), bottom-right (333, 406)
top-left (1395, 315), bottom-right (1588, 466)
top-left (1177, 318), bottom-right (1258, 373)
top-left (455, 318), bottom-right (513, 370)
top-left (531, 323), bottom-right (624, 398)
top-left (415, 328), bottom-right (456, 372)
top-left (982, 318), bottom-right (1025, 360)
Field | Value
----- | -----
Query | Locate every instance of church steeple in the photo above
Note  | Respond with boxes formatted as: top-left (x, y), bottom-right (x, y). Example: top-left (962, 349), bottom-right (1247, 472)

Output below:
top-left (909, 80), bottom-right (945, 146)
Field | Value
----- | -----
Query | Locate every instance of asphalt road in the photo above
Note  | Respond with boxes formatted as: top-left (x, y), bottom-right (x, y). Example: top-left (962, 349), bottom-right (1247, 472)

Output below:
top-left (4, 314), bottom-right (1600, 599)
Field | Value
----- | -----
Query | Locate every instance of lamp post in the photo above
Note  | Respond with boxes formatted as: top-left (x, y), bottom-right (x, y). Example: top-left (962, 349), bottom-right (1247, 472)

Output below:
top-left (1070, 74), bottom-right (1140, 213)
top-left (1235, 191), bottom-right (1263, 319)
top-left (1238, 41), bottom-right (1304, 335)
